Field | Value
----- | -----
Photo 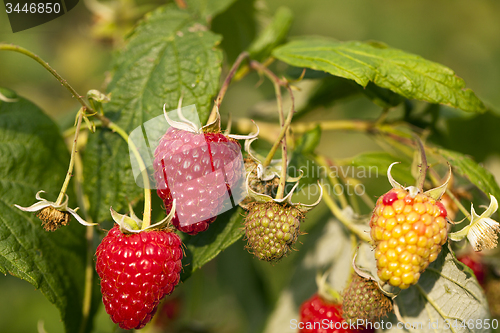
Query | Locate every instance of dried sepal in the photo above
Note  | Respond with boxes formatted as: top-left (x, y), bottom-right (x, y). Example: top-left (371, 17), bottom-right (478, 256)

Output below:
top-left (245, 137), bottom-right (280, 166)
top-left (244, 137), bottom-right (301, 189)
top-left (203, 106), bottom-right (259, 139)
top-left (15, 190), bottom-right (95, 230)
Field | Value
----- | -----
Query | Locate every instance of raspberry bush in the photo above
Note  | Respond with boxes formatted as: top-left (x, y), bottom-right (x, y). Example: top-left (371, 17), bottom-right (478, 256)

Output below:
top-left (1, 2), bottom-right (500, 333)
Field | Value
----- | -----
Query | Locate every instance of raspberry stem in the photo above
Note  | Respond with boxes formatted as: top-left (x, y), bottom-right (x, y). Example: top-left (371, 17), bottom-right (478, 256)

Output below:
top-left (208, 51), bottom-right (249, 124)
top-left (55, 108), bottom-right (84, 205)
top-left (414, 135), bottom-right (428, 191)
top-left (107, 122), bottom-right (152, 228)
top-left (0, 44), bottom-right (92, 112)
top-left (315, 155), bottom-right (350, 210)
top-left (248, 60), bottom-right (296, 199)
top-left (249, 61), bottom-right (294, 173)
top-left (272, 78), bottom-right (288, 199)
top-left (321, 183), bottom-right (372, 243)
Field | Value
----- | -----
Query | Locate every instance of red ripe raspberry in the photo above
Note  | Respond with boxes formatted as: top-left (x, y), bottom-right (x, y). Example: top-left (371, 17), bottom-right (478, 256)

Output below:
top-left (95, 225), bottom-right (183, 330)
top-left (370, 188), bottom-right (448, 289)
top-left (458, 254), bottom-right (487, 286)
top-left (299, 294), bottom-right (375, 333)
top-left (153, 128), bottom-right (242, 235)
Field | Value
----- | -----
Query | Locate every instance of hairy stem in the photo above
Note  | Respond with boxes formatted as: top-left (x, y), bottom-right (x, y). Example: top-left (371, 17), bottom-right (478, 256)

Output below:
top-left (314, 155), bottom-right (349, 209)
top-left (56, 109), bottom-right (84, 205)
top-left (414, 135), bottom-right (428, 191)
top-left (270, 78), bottom-right (289, 199)
top-left (321, 183), bottom-right (372, 243)
top-left (0, 44), bottom-right (92, 111)
top-left (208, 52), bottom-right (249, 123)
top-left (107, 122), bottom-right (152, 228)
top-left (247, 60), bottom-right (296, 199)
top-left (248, 61), bottom-right (293, 168)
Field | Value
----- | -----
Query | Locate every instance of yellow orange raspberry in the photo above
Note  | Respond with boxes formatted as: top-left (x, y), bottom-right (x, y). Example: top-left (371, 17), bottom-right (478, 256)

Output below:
top-left (370, 188), bottom-right (448, 289)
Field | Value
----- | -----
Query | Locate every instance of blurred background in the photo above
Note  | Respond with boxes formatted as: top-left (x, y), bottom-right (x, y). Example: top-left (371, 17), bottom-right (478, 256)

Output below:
top-left (1, 0), bottom-right (500, 332)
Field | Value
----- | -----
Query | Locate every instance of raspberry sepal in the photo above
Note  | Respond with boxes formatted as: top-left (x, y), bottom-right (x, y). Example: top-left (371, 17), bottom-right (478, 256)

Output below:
top-left (244, 172), bottom-right (322, 213)
top-left (110, 200), bottom-right (177, 233)
top-left (449, 194), bottom-right (500, 251)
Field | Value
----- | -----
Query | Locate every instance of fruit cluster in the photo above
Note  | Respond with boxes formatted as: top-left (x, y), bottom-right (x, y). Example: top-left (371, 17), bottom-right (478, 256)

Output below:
top-left (370, 188), bottom-right (448, 289)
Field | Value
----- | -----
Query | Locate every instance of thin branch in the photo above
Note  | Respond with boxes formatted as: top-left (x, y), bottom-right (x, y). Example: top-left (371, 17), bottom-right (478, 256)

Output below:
top-left (414, 135), bottom-right (428, 191)
top-left (208, 52), bottom-right (249, 123)
top-left (315, 155), bottom-right (349, 209)
top-left (56, 108), bottom-right (84, 205)
top-left (107, 122), bottom-right (152, 228)
top-left (321, 183), bottom-right (372, 243)
top-left (0, 44), bottom-right (92, 111)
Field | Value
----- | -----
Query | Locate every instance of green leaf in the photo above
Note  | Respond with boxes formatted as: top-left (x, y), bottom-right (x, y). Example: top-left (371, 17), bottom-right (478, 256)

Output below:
top-left (273, 38), bottom-right (486, 113)
top-left (211, 0), bottom-right (256, 62)
top-left (386, 244), bottom-right (490, 333)
top-left (180, 208), bottom-right (244, 281)
top-left (0, 89), bottom-right (90, 333)
top-left (83, 4), bottom-right (223, 222)
top-left (346, 151), bottom-right (414, 186)
top-left (248, 6), bottom-right (294, 61)
top-left (438, 148), bottom-right (500, 199)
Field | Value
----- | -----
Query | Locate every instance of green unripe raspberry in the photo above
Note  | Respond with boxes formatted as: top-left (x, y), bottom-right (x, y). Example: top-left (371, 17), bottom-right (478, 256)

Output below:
top-left (245, 202), bottom-right (302, 262)
top-left (342, 274), bottom-right (393, 324)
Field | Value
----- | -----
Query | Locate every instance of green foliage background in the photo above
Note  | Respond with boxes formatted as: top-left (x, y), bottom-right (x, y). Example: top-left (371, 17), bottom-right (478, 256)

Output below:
top-left (1, 1), bottom-right (500, 333)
